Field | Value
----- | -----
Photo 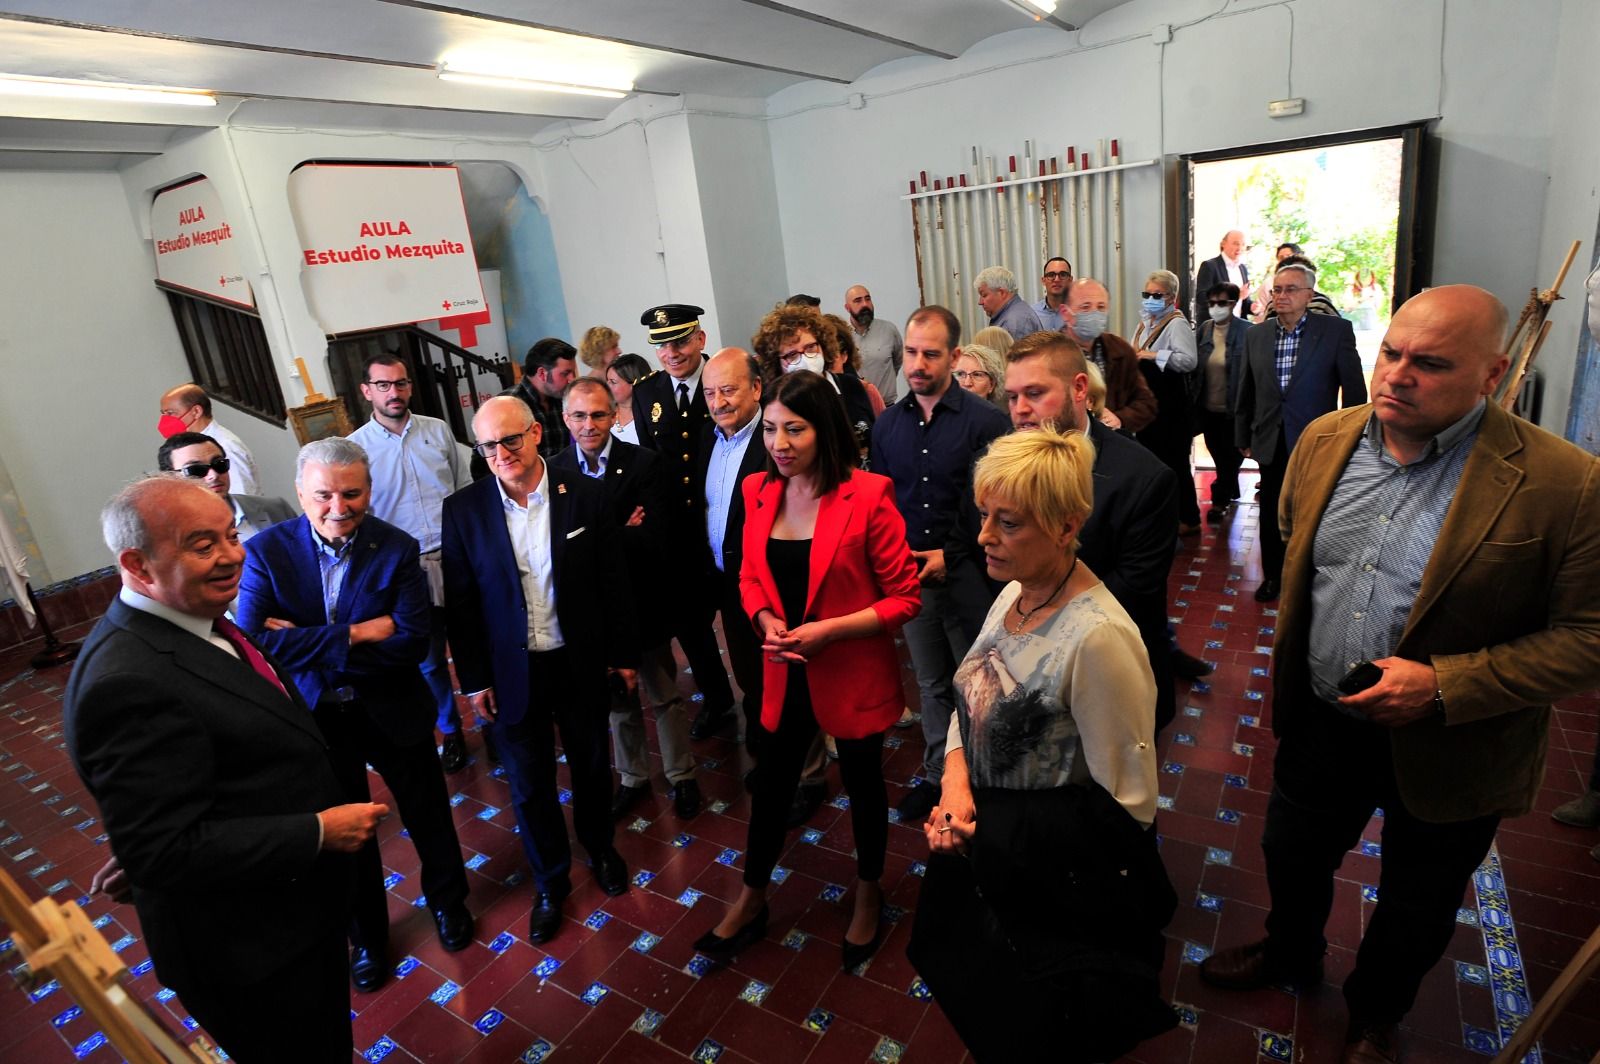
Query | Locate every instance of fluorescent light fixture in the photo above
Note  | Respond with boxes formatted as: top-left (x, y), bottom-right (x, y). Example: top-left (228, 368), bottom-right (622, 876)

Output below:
top-left (1005, 0), bottom-right (1057, 17)
top-left (436, 63), bottom-right (631, 99)
top-left (0, 73), bottom-right (215, 107)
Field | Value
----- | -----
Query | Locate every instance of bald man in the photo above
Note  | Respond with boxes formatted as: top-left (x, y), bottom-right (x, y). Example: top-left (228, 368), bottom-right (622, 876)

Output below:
top-left (844, 284), bottom-right (903, 404)
top-left (1194, 229), bottom-right (1251, 321)
top-left (1201, 286), bottom-right (1600, 1064)
top-left (159, 383), bottom-right (262, 496)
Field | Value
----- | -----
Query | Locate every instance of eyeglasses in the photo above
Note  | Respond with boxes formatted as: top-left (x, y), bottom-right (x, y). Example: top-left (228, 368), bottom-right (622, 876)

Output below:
top-left (364, 378), bottom-right (412, 392)
top-left (472, 432), bottom-right (529, 457)
top-left (1140, 291), bottom-right (1168, 300)
top-left (1043, 271), bottom-right (1072, 281)
top-left (1270, 286), bottom-right (1307, 296)
top-left (178, 456), bottom-right (230, 478)
top-left (563, 410), bottom-right (613, 423)
top-left (953, 370), bottom-right (990, 382)
top-left (1207, 299), bottom-right (1235, 307)
top-left (779, 342), bottom-right (823, 364)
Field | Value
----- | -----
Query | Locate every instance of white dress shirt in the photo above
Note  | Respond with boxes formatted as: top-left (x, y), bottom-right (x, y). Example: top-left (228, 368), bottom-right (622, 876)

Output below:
top-left (348, 412), bottom-right (470, 553)
top-left (120, 587), bottom-right (238, 658)
top-left (496, 466), bottom-right (565, 651)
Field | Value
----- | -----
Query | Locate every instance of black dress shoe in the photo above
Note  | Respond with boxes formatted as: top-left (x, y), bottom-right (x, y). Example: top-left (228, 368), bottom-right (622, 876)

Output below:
top-left (1206, 506), bottom-right (1225, 524)
top-left (690, 704), bottom-right (734, 740)
top-left (434, 904), bottom-right (474, 952)
top-left (673, 778), bottom-right (703, 819)
top-left (610, 782), bottom-right (650, 820)
top-left (1199, 938), bottom-right (1322, 991)
top-left (350, 945), bottom-right (389, 992)
top-left (439, 732), bottom-right (468, 773)
top-left (1254, 578), bottom-right (1281, 602)
top-left (528, 885), bottom-right (569, 944)
top-left (1172, 649), bottom-right (1214, 680)
top-left (786, 784), bottom-right (827, 829)
top-left (693, 904), bottom-right (768, 960)
top-left (841, 921), bottom-right (885, 972)
top-left (895, 782), bottom-right (940, 824)
top-left (591, 849), bottom-right (630, 897)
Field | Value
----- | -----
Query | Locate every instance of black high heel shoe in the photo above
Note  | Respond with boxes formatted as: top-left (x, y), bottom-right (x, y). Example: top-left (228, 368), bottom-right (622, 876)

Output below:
top-left (841, 910), bottom-right (885, 971)
top-left (693, 904), bottom-right (769, 960)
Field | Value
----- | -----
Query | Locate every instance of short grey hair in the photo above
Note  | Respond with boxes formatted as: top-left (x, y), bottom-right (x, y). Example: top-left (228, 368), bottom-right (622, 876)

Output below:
top-left (101, 475), bottom-right (202, 555)
top-left (1275, 261), bottom-right (1317, 288)
top-left (563, 377), bottom-right (616, 412)
top-left (975, 266), bottom-right (1017, 295)
top-left (295, 437), bottom-right (371, 485)
top-left (1144, 269), bottom-right (1180, 298)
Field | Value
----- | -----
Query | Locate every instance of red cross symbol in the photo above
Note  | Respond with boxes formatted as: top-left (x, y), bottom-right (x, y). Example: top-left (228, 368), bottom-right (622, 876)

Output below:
top-left (219, 275), bottom-right (227, 286)
top-left (438, 306), bottom-right (492, 348)
top-left (442, 300), bottom-right (452, 311)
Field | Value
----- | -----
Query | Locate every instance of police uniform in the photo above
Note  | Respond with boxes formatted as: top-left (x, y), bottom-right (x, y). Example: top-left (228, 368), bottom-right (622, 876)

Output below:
top-left (630, 303), bottom-right (737, 729)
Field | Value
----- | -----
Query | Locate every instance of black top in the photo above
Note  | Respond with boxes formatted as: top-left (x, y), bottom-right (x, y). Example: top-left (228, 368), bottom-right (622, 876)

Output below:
top-left (768, 537), bottom-right (811, 629)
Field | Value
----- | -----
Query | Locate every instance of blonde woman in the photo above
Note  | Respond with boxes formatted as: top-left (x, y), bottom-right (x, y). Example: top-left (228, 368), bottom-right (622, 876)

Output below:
top-left (954, 342), bottom-right (1007, 411)
top-left (579, 325), bottom-right (621, 372)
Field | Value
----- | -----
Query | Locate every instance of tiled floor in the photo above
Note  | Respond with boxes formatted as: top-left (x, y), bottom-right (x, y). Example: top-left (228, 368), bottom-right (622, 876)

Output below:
top-left (3, 471), bottom-right (1598, 1063)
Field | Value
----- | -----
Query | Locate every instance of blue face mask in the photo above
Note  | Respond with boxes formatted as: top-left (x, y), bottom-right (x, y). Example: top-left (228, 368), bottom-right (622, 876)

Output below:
top-left (1141, 296), bottom-right (1168, 317)
top-left (1072, 310), bottom-right (1108, 343)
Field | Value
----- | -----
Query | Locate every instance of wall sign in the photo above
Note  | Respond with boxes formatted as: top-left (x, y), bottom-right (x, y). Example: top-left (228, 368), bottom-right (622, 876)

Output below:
top-left (151, 176), bottom-right (255, 309)
top-left (287, 164), bottom-right (485, 336)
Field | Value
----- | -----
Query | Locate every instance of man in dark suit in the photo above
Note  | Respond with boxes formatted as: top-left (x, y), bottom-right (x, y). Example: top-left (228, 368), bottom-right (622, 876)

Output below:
top-left (551, 378), bottom-right (701, 821)
top-left (1235, 260), bottom-right (1367, 601)
top-left (237, 437), bottom-right (473, 993)
top-left (1202, 285), bottom-right (1600, 1063)
top-left (66, 476), bottom-right (385, 1062)
top-left (1003, 331), bottom-right (1181, 731)
top-left (443, 396), bottom-right (637, 945)
top-left (157, 431), bottom-right (294, 543)
top-left (631, 302), bottom-right (738, 739)
top-left (1193, 229), bottom-right (1252, 321)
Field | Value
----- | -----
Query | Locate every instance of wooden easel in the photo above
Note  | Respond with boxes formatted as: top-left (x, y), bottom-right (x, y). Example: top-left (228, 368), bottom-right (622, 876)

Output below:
top-left (1499, 239), bottom-right (1582, 412)
top-left (1489, 921), bottom-right (1600, 1063)
top-left (0, 867), bottom-right (222, 1062)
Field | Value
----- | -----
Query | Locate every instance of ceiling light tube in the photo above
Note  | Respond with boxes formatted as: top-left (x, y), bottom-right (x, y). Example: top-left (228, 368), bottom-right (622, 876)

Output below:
top-left (0, 73), bottom-right (216, 107)
top-left (436, 64), bottom-right (630, 99)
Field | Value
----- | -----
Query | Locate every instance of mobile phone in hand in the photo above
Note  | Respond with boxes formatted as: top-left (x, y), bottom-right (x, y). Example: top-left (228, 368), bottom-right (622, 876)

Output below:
top-left (1337, 661), bottom-right (1383, 695)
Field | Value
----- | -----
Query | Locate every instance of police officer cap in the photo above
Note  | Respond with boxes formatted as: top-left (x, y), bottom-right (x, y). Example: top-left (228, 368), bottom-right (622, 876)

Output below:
top-left (641, 303), bottom-right (704, 346)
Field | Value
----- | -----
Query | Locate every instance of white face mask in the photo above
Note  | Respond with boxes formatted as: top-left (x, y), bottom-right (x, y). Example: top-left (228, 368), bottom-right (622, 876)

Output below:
top-left (1209, 304), bottom-right (1233, 324)
top-left (783, 352), bottom-right (827, 376)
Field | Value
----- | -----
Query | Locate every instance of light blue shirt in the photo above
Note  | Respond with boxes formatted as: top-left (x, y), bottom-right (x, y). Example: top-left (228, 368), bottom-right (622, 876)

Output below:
top-left (1032, 298), bottom-right (1069, 333)
top-left (348, 413), bottom-right (469, 553)
top-left (990, 294), bottom-right (1047, 341)
top-left (704, 414), bottom-right (759, 571)
top-left (575, 436), bottom-right (614, 479)
top-left (1307, 400), bottom-right (1486, 707)
top-left (313, 526), bottom-right (357, 624)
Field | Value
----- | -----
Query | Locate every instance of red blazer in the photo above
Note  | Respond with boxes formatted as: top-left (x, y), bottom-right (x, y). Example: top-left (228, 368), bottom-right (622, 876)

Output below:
top-left (739, 469), bottom-right (921, 738)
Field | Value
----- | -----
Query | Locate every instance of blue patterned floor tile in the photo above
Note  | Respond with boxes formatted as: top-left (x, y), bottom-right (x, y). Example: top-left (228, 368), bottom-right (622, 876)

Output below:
top-left (580, 981), bottom-right (609, 1006)
top-left (692, 1037), bottom-right (724, 1061)
top-left (1258, 1030), bottom-right (1293, 1061)
top-left (632, 1009), bottom-right (665, 1037)
top-left (474, 1008), bottom-right (506, 1034)
top-left (1204, 847), bottom-right (1232, 866)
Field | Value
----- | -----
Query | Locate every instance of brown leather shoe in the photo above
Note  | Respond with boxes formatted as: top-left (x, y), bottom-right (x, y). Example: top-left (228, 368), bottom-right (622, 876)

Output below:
top-left (1199, 938), bottom-right (1323, 991)
top-left (1342, 1021), bottom-right (1399, 1063)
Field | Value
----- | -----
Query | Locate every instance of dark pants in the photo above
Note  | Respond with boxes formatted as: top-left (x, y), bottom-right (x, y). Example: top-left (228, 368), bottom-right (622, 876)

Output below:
top-left (180, 933), bottom-right (350, 1063)
top-left (494, 647), bottom-right (613, 892)
top-left (1588, 739), bottom-right (1600, 792)
top-left (718, 574), bottom-right (765, 752)
top-left (676, 589), bottom-right (736, 717)
top-left (1255, 430), bottom-right (1290, 581)
top-left (312, 698), bottom-right (469, 951)
top-left (1140, 425), bottom-right (1201, 527)
top-left (743, 668), bottom-right (887, 887)
top-left (421, 605), bottom-right (464, 736)
top-left (1200, 410), bottom-right (1243, 506)
top-left (1261, 699), bottom-right (1500, 1024)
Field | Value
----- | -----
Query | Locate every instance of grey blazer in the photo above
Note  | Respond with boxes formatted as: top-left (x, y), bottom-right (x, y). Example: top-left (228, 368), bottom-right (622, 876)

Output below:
top-left (1233, 313), bottom-right (1366, 465)
top-left (232, 493), bottom-right (295, 537)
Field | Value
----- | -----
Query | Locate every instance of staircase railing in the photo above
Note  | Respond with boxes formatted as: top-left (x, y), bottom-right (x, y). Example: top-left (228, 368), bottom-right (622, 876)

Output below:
top-left (326, 326), bottom-right (515, 444)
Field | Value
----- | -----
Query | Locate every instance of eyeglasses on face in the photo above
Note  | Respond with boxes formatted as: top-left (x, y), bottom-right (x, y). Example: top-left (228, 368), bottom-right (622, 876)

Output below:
top-left (1208, 299), bottom-right (1235, 307)
top-left (1270, 286), bottom-right (1307, 296)
top-left (179, 456), bottom-right (231, 478)
top-left (1043, 271), bottom-right (1072, 281)
top-left (472, 432), bottom-right (529, 457)
top-left (1140, 291), bottom-right (1169, 300)
top-left (953, 369), bottom-right (990, 382)
top-left (364, 378), bottom-right (413, 392)
top-left (779, 342), bottom-right (823, 364)
top-left (564, 410), bottom-right (613, 423)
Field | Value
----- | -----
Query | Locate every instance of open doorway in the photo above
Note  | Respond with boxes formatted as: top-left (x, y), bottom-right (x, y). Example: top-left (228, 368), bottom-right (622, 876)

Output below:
top-left (1177, 122), bottom-right (1431, 477)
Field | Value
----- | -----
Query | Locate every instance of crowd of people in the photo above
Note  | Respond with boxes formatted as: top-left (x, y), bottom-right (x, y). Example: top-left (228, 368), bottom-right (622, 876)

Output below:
top-left (59, 251), bottom-right (1600, 1063)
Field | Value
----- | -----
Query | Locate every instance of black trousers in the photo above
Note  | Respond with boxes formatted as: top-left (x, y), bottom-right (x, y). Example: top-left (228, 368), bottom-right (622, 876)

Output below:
top-left (743, 667), bottom-right (887, 888)
top-left (675, 588), bottom-right (736, 717)
top-left (1255, 430), bottom-right (1291, 581)
top-left (1261, 698), bottom-right (1499, 1024)
top-left (179, 932), bottom-right (350, 1063)
top-left (1137, 423), bottom-right (1201, 527)
top-left (312, 698), bottom-right (469, 951)
top-left (1200, 409), bottom-right (1244, 506)
top-left (494, 647), bottom-right (613, 892)
top-left (718, 575), bottom-right (765, 752)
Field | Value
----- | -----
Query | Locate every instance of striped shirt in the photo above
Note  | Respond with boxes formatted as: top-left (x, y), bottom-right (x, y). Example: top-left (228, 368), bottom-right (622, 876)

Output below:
top-left (1274, 314), bottom-right (1308, 392)
top-left (1306, 400), bottom-right (1487, 708)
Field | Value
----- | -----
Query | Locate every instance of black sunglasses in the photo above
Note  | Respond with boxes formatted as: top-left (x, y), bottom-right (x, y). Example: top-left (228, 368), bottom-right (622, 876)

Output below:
top-left (179, 456), bottom-right (231, 478)
top-left (1140, 291), bottom-right (1168, 300)
top-left (1208, 299), bottom-right (1235, 307)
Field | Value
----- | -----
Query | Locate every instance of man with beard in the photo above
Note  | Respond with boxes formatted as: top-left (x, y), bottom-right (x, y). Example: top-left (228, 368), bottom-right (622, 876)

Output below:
top-left (1032, 256), bottom-right (1075, 332)
top-left (845, 284), bottom-right (904, 405)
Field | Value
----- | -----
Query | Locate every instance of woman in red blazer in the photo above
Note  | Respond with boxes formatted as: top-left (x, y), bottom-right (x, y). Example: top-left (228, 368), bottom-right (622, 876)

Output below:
top-left (694, 370), bottom-right (920, 971)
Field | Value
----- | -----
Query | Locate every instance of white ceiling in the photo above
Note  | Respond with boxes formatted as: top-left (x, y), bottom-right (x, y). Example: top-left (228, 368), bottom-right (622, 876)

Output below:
top-left (0, 0), bottom-right (1133, 166)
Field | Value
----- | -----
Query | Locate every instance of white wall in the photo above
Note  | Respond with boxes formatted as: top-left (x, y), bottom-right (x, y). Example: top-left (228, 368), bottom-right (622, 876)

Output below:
top-left (766, 0), bottom-right (1568, 421)
top-left (0, 170), bottom-right (191, 582)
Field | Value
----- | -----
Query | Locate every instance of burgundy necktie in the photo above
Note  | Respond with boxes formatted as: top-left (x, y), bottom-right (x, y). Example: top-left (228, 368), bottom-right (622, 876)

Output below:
top-left (213, 617), bottom-right (291, 700)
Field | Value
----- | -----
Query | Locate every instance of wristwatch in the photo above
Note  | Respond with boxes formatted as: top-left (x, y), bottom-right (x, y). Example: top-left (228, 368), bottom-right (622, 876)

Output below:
top-left (1433, 688), bottom-right (1447, 718)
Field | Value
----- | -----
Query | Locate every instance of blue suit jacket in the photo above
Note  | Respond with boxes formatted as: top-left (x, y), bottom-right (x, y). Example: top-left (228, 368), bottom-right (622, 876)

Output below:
top-left (238, 514), bottom-right (433, 745)
top-left (1234, 312), bottom-right (1366, 465)
top-left (441, 465), bottom-right (637, 727)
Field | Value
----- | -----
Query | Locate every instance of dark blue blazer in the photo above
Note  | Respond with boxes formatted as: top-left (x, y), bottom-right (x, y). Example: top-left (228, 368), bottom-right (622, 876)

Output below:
top-left (1194, 254), bottom-right (1250, 321)
top-left (1235, 312), bottom-right (1366, 465)
top-left (441, 464), bottom-right (637, 726)
top-left (238, 514), bottom-right (433, 744)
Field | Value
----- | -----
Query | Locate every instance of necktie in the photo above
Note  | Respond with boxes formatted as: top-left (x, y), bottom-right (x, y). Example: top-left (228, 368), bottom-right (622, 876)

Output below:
top-left (213, 617), bottom-right (291, 701)
top-left (676, 382), bottom-right (689, 416)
